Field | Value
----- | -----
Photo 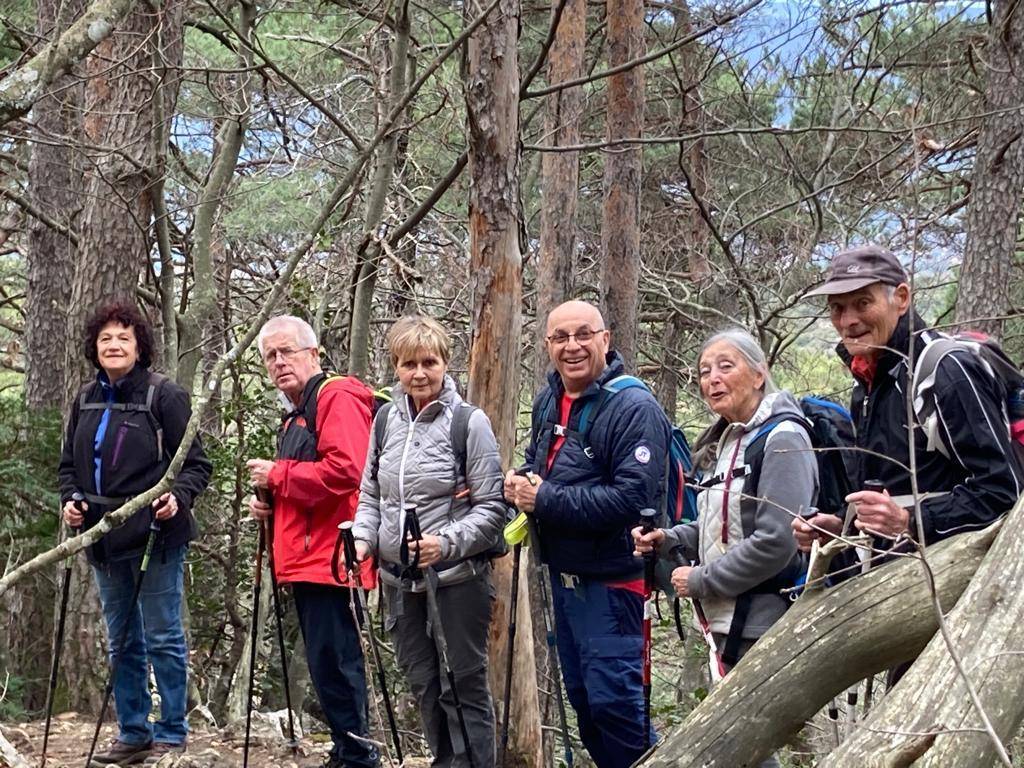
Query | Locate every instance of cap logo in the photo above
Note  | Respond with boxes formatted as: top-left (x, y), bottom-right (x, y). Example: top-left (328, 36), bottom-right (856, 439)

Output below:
top-left (846, 264), bottom-right (862, 273)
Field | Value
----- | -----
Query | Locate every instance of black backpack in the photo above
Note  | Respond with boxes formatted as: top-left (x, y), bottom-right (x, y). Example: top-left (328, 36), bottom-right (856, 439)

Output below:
top-left (371, 401), bottom-right (513, 560)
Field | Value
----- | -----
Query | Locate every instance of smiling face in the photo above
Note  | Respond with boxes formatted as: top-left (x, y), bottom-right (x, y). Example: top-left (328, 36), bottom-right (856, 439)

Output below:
top-left (698, 340), bottom-right (766, 424)
top-left (827, 282), bottom-right (910, 359)
top-left (96, 322), bottom-right (139, 383)
top-left (396, 347), bottom-right (447, 410)
top-left (545, 301), bottom-right (610, 396)
top-left (261, 327), bottom-right (321, 404)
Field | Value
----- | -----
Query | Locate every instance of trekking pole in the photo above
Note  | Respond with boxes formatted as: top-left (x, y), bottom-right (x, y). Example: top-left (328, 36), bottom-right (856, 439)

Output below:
top-left (845, 478), bottom-right (885, 739)
top-left (255, 487), bottom-right (300, 754)
top-left (41, 493), bottom-right (84, 768)
top-left (402, 505), bottom-right (476, 768)
top-left (242, 516), bottom-right (266, 768)
top-left (338, 521), bottom-right (404, 764)
top-left (639, 508), bottom-right (658, 749)
top-left (524, 503), bottom-right (573, 768)
top-left (498, 469), bottom-right (531, 767)
top-left (671, 550), bottom-right (725, 682)
top-left (84, 512), bottom-right (162, 768)
top-left (498, 540), bottom-right (521, 767)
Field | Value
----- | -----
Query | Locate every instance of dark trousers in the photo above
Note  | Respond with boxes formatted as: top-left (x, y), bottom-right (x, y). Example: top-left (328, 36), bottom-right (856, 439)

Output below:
top-left (550, 571), bottom-right (652, 768)
top-left (385, 575), bottom-right (496, 768)
top-left (293, 582), bottom-right (378, 768)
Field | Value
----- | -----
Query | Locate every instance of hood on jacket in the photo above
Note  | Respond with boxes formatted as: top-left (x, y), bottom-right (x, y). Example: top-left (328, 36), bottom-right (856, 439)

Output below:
top-left (693, 390), bottom-right (807, 473)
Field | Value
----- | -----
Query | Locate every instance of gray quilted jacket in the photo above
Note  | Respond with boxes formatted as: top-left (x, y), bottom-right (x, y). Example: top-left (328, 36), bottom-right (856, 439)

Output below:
top-left (353, 376), bottom-right (506, 590)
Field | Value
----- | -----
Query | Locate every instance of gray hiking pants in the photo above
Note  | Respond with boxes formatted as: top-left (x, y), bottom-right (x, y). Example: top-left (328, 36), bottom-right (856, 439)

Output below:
top-left (385, 572), bottom-right (496, 768)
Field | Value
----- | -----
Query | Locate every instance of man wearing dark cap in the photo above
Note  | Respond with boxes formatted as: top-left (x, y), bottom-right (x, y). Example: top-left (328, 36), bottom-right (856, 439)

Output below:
top-left (793, 244), bottom-right (1021, 556)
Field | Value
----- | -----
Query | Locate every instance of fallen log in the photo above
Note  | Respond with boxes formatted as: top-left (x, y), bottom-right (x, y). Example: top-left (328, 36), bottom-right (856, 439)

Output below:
top-left (640, 524), bottom-right (999, 767)
top-left (819, 494), bottom-right (1024, 768)
top-left (0, 725), bottom-right (29, 768)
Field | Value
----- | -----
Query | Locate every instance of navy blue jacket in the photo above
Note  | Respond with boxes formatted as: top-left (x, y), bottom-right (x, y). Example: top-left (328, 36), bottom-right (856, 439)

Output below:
top-left (524, 352), bottom-right (670, 579)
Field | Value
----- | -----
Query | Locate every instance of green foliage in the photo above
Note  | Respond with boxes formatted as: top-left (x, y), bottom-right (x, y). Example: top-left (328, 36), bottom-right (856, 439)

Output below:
top-left (0, 395), bottom-right (62, 543)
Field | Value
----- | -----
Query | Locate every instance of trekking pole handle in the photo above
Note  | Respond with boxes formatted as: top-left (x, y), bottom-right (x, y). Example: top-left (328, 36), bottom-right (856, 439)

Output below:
top-left (70, 491), bottom-right (86, 534)
top-left (800, 505), bottom-right (820, 522)
top-left (863, 479), bottom-right (885, 494)
top-left (339, 521), bottom-right (359, 573)
top-left (254, 485), bottom-right (273, 506)
top-left (639, 508), bottom-right (658, 535)
top-left (403, 503), bottom-right (423, 542)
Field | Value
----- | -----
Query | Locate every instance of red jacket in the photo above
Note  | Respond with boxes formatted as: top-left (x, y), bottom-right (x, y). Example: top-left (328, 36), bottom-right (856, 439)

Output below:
top-left (268, 375), bottom-right (377, 588)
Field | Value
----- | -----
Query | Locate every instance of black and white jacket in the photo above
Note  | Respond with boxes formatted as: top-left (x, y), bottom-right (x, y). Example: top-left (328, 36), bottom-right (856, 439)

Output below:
top-left (839, 311), bottom-right (1021, 543)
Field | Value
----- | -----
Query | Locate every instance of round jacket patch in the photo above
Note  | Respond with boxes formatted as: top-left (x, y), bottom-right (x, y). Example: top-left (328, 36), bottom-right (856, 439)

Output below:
top-left (634, 445), bottom-right (651, 464)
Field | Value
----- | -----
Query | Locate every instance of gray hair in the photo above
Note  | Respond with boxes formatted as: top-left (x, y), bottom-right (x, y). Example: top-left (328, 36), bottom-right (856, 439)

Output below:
top-left (257, 315), bottom-right (318, 355)
top-left (698, 328), bottom-right (777, 394)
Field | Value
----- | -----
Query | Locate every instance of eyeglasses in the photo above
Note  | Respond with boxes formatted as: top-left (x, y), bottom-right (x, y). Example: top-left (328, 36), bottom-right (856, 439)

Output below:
top-left (546, 328), bottom-right (605, 346)
top-left (263, 346), bottom-right (314, 365)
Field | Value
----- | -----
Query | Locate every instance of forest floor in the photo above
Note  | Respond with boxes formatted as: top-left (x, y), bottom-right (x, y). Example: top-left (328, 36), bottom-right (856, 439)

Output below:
top-left (1, 714), bottom-right (431, 768)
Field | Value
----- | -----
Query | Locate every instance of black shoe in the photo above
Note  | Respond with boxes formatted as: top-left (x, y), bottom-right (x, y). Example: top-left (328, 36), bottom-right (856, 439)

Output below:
top-left (89, 739), bottom-right (153, 766)
top-left (142, 741), bottom-right (187, 765)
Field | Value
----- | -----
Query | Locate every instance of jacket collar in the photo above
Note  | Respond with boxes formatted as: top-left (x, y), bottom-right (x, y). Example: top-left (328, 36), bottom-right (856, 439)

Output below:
top-left (97, 364), bottom-right (151, 398)
top-left (836, 310), bottom-right (925, 385)
top-left (393, 375), bottom-right (461, 422)
top-left (545, 351), bottom-right (625, 400)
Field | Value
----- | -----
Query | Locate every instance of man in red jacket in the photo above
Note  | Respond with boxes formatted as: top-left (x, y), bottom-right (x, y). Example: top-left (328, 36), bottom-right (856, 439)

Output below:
top-left (247, 314), bottom-right (378, 768)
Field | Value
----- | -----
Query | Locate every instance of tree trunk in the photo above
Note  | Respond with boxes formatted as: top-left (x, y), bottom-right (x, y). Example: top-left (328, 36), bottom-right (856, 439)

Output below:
top-left (599, 0), bottom-right (644, 370)
top-left (24, 0), bottom-right (85, 411)
top-left (464, 0), bottom-right (542, 761)
top-left (641, 526), bottom-right (999, 767)
top-left (64, 0), bottom-right (184, 400)
top-left (819, 497), bottom-right (1024, 768)
top-left (348, 0), bottom-right (411, 378)
top-left (533, 0), bottom-right (585, 389)
top-left (956, 0), bottom-right (1024, 339)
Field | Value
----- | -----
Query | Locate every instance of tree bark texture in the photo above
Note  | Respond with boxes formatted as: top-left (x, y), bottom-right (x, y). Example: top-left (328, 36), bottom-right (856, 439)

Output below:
top-left (0, 0), bottom-right (141, 127)
top-left (64, 0), bottom-right (184, 400)
top-left (956, 0), bottom-right (1024, 339)
top-left (24, 0), bottom-right (85, 411)
top-left (348, 0), bottom-right (411, 378)
top-left (818, 497), bottom-right (1024, 768)
top-left (640, 526), bottom-right (999, 767)
top-left (599, 0), bottom-right (644, 370)
top-left (534, 0), bottom-right (586, 389)
top-left (464, 0), bottom-right (543, 762)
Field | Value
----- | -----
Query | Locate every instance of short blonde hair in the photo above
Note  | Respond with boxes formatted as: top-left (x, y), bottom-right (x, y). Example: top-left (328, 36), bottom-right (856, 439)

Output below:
top-left (386, 315), bottom-right (451, 368)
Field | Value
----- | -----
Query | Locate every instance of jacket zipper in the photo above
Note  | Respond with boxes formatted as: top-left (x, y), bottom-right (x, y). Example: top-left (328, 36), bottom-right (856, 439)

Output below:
top-left (397, 396), bottom-right (436, 536)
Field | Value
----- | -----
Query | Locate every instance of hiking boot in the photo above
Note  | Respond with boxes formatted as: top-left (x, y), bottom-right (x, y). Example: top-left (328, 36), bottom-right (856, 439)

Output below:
top-left (88, 739), bottom-right (152, 766)
top-left (141, 741), bottom-right (187, 765)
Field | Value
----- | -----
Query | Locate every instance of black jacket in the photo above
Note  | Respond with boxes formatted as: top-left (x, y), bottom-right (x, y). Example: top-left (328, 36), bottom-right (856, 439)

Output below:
top-left (840, 311), bottom-right (1021, 543)
top-left (58, 364), bottom-right (212, 563)
top-left (524, 352), bottom-right (671, 579)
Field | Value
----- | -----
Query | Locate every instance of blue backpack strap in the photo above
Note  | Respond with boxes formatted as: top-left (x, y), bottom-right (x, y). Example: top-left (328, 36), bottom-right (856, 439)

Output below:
top-left (578, 375), bottom-right (649, 437)
top-left (531, 387), bottom-right (558, 475)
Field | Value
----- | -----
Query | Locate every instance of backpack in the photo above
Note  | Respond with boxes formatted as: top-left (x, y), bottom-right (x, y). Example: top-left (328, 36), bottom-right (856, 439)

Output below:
top-left (370, 400), bottom-right (514, 560)
top-left (912, 330), bottom-right (1024, 467)
top-left (302, 373), bottom-right (391, 442)
top-left (535, 374), bottom-right (698, 525)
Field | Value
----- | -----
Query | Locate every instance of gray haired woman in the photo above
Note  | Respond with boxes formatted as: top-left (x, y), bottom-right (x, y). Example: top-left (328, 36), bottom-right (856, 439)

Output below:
top-left (634, 329), bottom-right (817, 765)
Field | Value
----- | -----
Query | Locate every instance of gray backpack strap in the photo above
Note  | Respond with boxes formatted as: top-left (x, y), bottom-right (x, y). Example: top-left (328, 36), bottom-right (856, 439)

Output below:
top-left (370, 402), bottom-right (394, 483)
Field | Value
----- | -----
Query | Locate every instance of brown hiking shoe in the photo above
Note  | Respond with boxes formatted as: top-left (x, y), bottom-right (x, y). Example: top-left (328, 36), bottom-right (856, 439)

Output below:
top-left (88, 739), bottom-right (152, 766)
top-left (141, 741), bottom-right (187, 765)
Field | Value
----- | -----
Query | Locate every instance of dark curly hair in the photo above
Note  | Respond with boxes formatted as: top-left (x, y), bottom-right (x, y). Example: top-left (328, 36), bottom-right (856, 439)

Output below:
top-left (83, 300), bottom-right (155, 370)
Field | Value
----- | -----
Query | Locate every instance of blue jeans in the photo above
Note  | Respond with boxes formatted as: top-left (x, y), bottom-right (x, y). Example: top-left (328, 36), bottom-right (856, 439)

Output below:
top-left (550, 570), bottom-right (653, 768)
top-left (93, 545), bottom-right (189, 746)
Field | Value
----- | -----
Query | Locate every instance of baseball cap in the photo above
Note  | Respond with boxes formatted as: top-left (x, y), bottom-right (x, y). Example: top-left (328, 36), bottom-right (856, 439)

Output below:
top-left (805, 245), bottom-right (909, 297)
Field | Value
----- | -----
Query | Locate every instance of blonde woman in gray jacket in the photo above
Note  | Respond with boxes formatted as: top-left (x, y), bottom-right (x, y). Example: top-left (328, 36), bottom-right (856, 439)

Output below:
top-left (353, 315), bottom-right (506, 768)
top-left (633, 329), bottom-right (817, 768)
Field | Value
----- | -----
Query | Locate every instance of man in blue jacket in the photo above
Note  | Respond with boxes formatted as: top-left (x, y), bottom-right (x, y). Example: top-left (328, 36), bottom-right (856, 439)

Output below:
top-left (505, 300), bottom-right (670, 768)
